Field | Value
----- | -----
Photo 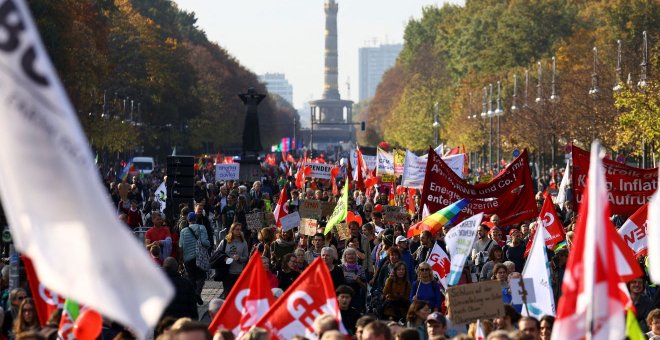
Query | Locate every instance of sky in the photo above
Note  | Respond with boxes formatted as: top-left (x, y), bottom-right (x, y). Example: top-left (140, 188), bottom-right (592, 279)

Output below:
top-left (173, 0), bottom-right (464, 109)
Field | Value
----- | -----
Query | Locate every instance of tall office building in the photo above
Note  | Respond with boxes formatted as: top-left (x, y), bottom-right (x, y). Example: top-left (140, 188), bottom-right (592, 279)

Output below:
top-left (359, 43), bottom-right (403, 102)
top-left (259, 73), bottom-right (294, 106)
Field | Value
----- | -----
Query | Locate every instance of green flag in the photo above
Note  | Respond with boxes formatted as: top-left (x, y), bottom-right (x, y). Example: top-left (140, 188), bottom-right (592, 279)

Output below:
top-left (325, 178), bottom-right (348, 235)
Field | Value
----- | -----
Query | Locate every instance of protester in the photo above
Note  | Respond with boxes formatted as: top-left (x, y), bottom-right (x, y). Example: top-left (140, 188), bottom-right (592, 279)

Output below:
top-left (405, 301), bottom-right (430, 340)
top-left (217, 223), bottom-right (249, 298)
top-left (161, 257), bottom-right (199, 320)
top-left (180, 212), bottom-right (210, 297)
top-left (276, 253), bottom-right (300, 291)
top-left (410, 263), bottom-right (442, 312)
top-left (12, 298), bottom-right (39, 335)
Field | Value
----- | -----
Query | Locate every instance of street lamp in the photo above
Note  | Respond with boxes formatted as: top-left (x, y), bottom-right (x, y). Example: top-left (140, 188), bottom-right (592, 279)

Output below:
top-left (613, 40), bottom-right (624, 92)
top-left (588, 47), bottom-right (599, 141)
top-left (638, 30), bottom-right (648, 88)
top-left (494, 81), bottom-right (503, 171)
top-left (433, 105), bottom-right (440, 146)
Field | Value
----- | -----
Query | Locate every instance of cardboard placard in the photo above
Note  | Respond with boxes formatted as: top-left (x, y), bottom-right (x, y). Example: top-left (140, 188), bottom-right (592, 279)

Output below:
top-left (335, 222), bottom-right (351, 241)
top-left (280, 212), bottom-right (301, 232)
top-left (320, 201), bottom-right (337, 218)
top-left (382, 205), bottom-right (408, 224)
top-left (246, 212), bottom-right (264, 231)
top-left (510, 278), bottom-right (536, 305)
top-left (215, 164), bottom-right (240, 181)
top-left (299, 200), bottom-right (322, 220)
top-left (447, 281), bottom-right (504, 324)
top-left (299, 218), bottom-right (318, 236)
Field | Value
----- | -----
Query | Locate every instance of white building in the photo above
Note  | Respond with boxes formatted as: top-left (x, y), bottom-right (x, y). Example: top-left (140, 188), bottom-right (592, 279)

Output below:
top-left (358, 44), bottom-right (403, 102)
top-left (259, 73), bottom-right (294, 106)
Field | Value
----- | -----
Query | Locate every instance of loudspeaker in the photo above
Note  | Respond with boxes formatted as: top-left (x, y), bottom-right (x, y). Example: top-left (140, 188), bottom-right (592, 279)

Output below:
top-left (165, 156), bottom-right (195, 221)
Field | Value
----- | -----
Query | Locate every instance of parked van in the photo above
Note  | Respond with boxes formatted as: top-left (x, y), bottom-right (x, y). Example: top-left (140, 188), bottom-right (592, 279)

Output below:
top-left (132, 157), bottom-right (155, 175)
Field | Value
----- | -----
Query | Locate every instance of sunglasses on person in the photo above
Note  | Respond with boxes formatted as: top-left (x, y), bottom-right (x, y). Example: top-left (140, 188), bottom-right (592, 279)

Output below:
top-left (419, 268), bottom-right (430, 272)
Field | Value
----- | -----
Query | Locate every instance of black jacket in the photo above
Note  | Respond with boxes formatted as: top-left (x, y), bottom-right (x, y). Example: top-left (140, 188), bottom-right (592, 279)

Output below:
top-left (162, 271), bottom-right (199, 320)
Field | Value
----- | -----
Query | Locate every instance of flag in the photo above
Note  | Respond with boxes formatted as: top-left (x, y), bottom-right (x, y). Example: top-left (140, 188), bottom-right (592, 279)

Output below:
top-left (23, 256), bottom-right (64, 326)
top-left (273, 186), bottom-right (289, 227)
top-left (58, 299), bottom-right (83, 340)
top-left (649, 173), bottom-right (660, 284)
top-left (330, 166), bottom-right (340, 196)
top-left (406, 199), bottom-right (469, 238)
top-left (406, 188), bottom-right (416, 215)
top-left (555, 162), bottom-right (570, 207)
top-left (118, 161), bottom-right (134, 182)
top-left (422, 204), bottom-right (430, 219)
top-left (426, 243), bottom-right (450, 289)
top-left (626, 308), bottom-right (646, 340)
top-left (209, 251), bottom-right (275, 337)
top-left (524, 191), bottom-right (565, 257)
top-left (355, 146), bottom-right (367, 191)
top-left (475, 320), bottom-right (485, 340)
top-left (522, 214), bottom-right (556, 319)
top-left (325, 179), bottom-right (348, 235)
top-left (551, 141), bottom-right (628, 340)
top-left (617, 203), bottom-right (649, 257)
top-left (0, 2), bottom-right (173, 338)
top-left (155, 182), bottom-right (167, 213)
top-left (444, 213), bottom-right (483, 286)
top-left (254, 258), bottom-right (345, 339)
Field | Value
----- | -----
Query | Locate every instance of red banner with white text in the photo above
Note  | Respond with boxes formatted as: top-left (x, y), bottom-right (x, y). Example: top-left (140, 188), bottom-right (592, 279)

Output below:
top-left (421, 148), bottom-right (537, 225)
top-left (572, 146), bottom-right (658, 215)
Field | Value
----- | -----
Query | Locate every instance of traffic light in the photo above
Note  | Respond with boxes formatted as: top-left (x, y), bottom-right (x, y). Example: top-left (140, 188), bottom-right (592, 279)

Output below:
top-left (360, 121), bottom-right (366, 131)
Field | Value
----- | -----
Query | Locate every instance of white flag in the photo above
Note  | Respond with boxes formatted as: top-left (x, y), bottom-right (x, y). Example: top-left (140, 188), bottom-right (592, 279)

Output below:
top-left (0, 2), bottom-right (172, 338)
top-left (475, 319), bottom-right (485, 340)
top-left (156, 182), bottom-right (167, 213)
top-left (444, 213), bottom-right (482, 286)
top-left (648, 169), bottom-right (660, 284)
top-left (521, 214), bottom-right (556, 319)
top-left (555, 161), bottom-right (570, 206)
top-left (426, 243), bottom-right (450, 289)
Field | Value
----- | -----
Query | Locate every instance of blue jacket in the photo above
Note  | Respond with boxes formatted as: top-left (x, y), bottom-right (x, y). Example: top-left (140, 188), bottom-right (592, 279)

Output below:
top-left (179, 223), bottom-right (210, 262)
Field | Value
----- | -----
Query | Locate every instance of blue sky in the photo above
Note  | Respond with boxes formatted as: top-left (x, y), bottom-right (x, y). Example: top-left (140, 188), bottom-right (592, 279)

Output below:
top-left (173, 0), bottom-right (464, 108)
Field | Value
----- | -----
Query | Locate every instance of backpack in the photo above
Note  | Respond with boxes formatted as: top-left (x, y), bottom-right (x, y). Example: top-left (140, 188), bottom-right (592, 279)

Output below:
top-left (209, 240), bottom-right (229, 281)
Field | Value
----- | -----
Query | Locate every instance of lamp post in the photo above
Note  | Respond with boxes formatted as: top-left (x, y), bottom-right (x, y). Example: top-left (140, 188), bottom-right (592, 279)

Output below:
top-left (638, 31), bottom-right (649, 167)
top-left (588, 46), bottom-right (600, 141)
top-left (487, 83), bottom-right (494, 171)
top-left (494, 81), bottom-right (503, 171)
top-left (433, 102), bottom-right (440, 146)
top-left (481, 86), bottom-right (488, 170)
top-left (549, 56), bottom-right (560, 168)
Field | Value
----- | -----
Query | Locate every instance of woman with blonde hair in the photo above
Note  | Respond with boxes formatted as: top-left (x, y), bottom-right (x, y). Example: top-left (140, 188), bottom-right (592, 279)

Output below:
top-left (409, 263), bottom-right (442, 312)
top-left (216, 222), bottom-right (248, 298)
top-left (13, 298), bottom-right (39, 335)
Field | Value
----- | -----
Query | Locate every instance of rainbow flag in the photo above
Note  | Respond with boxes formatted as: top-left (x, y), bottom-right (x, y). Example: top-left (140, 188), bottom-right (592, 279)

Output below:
top-left (407, 199), bottom-right (469, 237)
top-left (119, 161), bottom-right (135, 182)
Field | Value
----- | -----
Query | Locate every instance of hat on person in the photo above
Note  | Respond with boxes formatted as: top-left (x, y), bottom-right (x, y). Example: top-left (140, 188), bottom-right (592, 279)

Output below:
top-left (509, 228), bottom-right (521, 237)
top-left (395, 235), bottom-right (408, 244)
top-left (187, 212), bottom-right (197, 221)
top-left (426, 312), bottom-right (446, 324)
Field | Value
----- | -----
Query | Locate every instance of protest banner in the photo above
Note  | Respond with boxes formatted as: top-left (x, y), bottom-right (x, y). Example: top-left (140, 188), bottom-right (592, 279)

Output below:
top-left (306, 162), bottom-right (334, 179)
top-left (320, 201), bottom-right (337, 219)
top-left (215, 164), bottom-right (240, 181)
top-left (447, 281), bottom-right (504, 324)
top-left (280, 212), bottom-right (301, 232)
top-left (246, 212), bottom-right (264, 231)
top-left (336, 223), bottom-right (351, 241)
top-left (299, 218), bottom-right (318, 236)
top-left (421, 148), bottom-right (537, 226)
top-left (377, 147), bottom-right (395, 182)
top-left (444, 213), bottom-right (483, 286)
top-left (572, 145), bottom-right (658, 215)
top-left (299, 200), bottom-right (323, 220)
top-left (402, 151), bottom-right (466, 189)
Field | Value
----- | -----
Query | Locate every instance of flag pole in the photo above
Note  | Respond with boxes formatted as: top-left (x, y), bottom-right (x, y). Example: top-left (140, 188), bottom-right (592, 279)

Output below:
top-left (519, 278), bottom-right (530, 316)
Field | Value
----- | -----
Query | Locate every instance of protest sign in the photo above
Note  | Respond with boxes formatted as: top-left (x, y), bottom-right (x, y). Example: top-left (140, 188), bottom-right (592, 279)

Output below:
top-left (421, 148), bottom-right (536, 226)
top-left (299, 218), bottom-right (318, 236)
top-left (336, 223), bottom-right (351, 241)
top-left (280, 212), bottom-right (301, 232)
top-left (447, 281), bottom-right (504, 324)
top-left (307, 162), bottom-right (334, 179)
top-left (246, 212), bottom-right (264, 231)
top-left (382, 206), bottom-right (408, 224)
top-left (393, 149), bottom-right (406, 176)
top-left (376, 148), bottom-right (395, 180)
top-left (215, 164), bottom-right (240, 181)
top-left (299, 200), bottom-right (323, 220)
top-left (350, 150), bottom-right (377, 170)
top-left (572, 145), bottom-right (658, 215)
top-left (510, 278), bottom-right (536, 305)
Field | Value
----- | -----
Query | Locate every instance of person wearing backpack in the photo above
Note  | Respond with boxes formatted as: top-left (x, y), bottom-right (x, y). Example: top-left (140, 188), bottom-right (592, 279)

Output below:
top-left (179, 212), bottom-right (210, 297)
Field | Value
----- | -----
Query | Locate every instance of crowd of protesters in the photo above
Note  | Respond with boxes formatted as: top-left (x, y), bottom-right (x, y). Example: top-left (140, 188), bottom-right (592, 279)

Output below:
top-left (2, 155), bottom-right (658, 340)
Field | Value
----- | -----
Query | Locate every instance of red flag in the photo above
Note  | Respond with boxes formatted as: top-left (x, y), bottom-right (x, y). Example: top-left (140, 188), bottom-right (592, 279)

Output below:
top-left (209, 251), bottom-right (275, 336)
top-left (23, 256), bottom-right (65, 326)
top-left (355, 146), bottom-right (367, 191)
top-left (254, 258), bottom-right (346, 339)
top-left (330, 166), bottom-right (340, 196)
top-left (446, 146), bottom-right (460, 156)
top-left (407, 188), bottom-right (417, 215)
top-left (552, 142), bottom-right (637, 340)
top-left (426, 243), bottom-right (450, 289)
top-left (215, 152), bottom-right (221, 165)
top-left (525, 191), bottom-right (566, 257)
top-left (273, 186), bottom-right (289, 227)
top-left (617, 203), bottom-right (649, 257)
